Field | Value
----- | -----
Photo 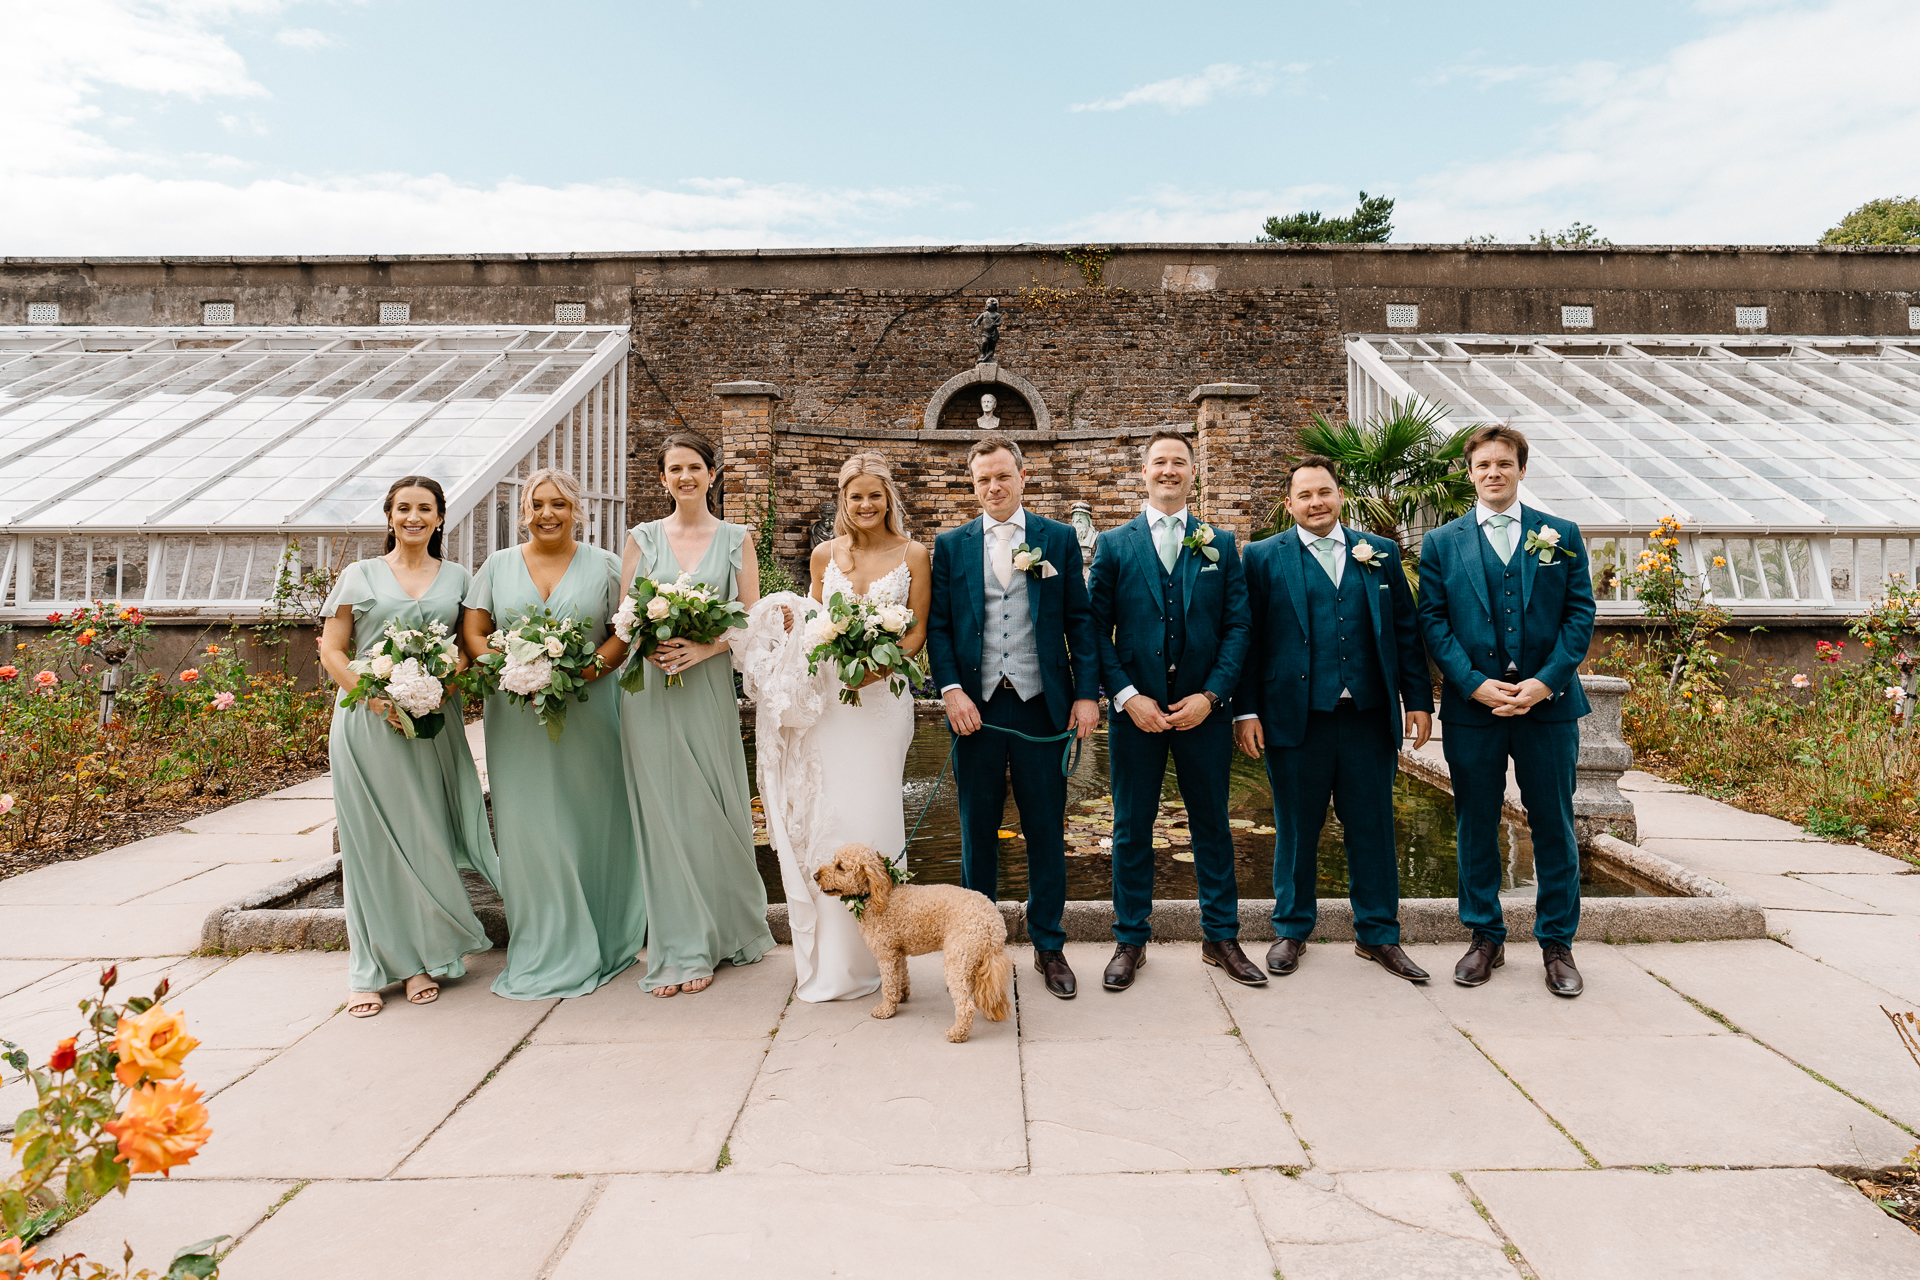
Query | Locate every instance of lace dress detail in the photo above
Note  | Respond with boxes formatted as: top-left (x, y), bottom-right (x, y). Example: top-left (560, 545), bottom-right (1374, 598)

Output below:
top-left (821, 556), bottom-right (911, 610)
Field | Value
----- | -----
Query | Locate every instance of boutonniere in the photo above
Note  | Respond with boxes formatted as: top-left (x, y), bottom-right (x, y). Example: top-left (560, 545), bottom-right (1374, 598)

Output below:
top-left (841, 858), bottom-right (914, 919)
top-left (1182, 523), bottom-right (1220, 563)
top-left (1011, 543), bottom-right (1058, 578)
top-left (1522, 524), bottom-right (1576, 565)
top-left (1349, 542), bottom-right (1383, 573)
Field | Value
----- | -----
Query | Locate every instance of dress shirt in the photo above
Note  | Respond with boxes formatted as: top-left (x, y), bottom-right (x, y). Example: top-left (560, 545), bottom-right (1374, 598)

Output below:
top-left (941, 507), bottom-right (1028, 695)
top-left (1113, 502), bottom-right (1189, 713)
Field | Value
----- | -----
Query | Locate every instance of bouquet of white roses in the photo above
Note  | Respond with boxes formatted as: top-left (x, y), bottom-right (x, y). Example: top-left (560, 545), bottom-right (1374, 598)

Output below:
top-left (612, 571), bottom-right (749, 692)
top-left (472, 606), bottom-right (599, 742)
top-left (340, 619), bottom-right (461, 739)
top-left (805, 591), bottom-right (928, 707)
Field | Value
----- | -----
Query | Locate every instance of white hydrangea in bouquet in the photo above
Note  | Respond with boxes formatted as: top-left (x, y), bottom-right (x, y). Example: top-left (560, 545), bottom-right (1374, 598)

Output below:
top-left (341, 619), bottom-right (461, 739)
top-left (472, 606), bottom-right (599, 742)
top-left (612, 571), bottom-right (749, 692)
top-left (804, 591), bottom-right (927, 707)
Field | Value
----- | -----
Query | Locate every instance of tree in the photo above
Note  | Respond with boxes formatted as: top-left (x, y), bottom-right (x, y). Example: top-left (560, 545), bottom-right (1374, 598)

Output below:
top-left (1258, 398), bottom-right (1478, 549)
top-left (1530, 222), bottom-right (1612, 247)
top-left (1260, 191), bottom-right (1394, 243)
top-left (1821, 197), bottom-right (1920, 245)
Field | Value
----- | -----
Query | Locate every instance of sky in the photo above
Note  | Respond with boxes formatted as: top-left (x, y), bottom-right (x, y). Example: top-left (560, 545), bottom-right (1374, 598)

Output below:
top-left (2, 0), bottom-right (1917, 254)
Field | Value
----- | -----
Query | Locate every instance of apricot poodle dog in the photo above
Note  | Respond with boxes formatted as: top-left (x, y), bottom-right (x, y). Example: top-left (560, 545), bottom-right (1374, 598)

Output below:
top-left (814, 843), bottom-right (1012, 1043)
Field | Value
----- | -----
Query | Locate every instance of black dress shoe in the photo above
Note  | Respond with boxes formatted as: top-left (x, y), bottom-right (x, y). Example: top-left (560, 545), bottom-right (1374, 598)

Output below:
top-left (1453, 935), bottom-right (1506, 987)
top-left (1542, 943), bottom-right (1583, 998)
top-left (1103, 943), bottom-right (1145, 991)
top-left (1267, 937), bottom-right (1305, 975)
top-left (1034, 949), bottom-right (1077, 999)
top-left (1201, 939), bottom-right (1268, 987)
top-left (1354, 942), bottom-right (1430, 982)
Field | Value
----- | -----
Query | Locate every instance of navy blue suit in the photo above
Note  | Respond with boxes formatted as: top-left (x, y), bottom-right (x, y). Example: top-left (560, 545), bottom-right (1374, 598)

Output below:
top-left (927, 512), bottom-right (1098, 951)
top-left (1417, 505), bottom-right (1595, 949)
top-left (1234, 526), bottom-right (1433, 944)
top-left (1089, 511), bottom-right (1250, 944)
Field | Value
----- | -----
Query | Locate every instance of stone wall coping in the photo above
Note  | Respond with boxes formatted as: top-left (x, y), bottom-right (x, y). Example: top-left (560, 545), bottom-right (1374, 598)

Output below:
top-left (1187, 383), bottom-right (1262, 401)
top-left (713, 380), bottom-right (782, 398)
top-left (776, 423), bottom-right (1190, 444)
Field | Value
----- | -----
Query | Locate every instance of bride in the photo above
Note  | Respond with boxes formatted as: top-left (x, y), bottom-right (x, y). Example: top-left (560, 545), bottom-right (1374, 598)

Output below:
top-left (737, 452), bottom-right (931, 1002)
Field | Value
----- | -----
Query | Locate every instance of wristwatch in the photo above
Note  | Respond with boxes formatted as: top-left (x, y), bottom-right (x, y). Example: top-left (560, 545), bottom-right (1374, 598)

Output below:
top-left (1202, 691), bottom-right (1223, 711)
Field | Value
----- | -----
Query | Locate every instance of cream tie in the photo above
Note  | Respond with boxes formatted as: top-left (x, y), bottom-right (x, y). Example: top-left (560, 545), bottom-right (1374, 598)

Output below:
top-left (992, 521), bottom-right (1015, 590)
top-left (1488, 514), bottom-right (1515, 564)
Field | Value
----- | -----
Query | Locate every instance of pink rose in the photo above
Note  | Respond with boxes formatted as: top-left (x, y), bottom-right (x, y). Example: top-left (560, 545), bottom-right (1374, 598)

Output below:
top-left (211, 691), bottom-right (236, 711)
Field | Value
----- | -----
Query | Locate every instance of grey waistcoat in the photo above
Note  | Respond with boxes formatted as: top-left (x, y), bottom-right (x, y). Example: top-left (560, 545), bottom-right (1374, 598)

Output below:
top-left (982, 549), bottom-right (1043, 701)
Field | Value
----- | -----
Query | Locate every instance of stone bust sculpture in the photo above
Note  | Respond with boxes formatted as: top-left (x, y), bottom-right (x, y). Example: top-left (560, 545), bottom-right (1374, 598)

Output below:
top-left (977, 393), bottom-right (1000, 432)
top-left (970, 298), bottom-right (1002, 365)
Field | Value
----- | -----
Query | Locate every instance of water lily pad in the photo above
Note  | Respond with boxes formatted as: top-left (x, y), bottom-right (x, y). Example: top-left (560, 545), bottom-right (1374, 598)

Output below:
top-left (1151, 838), bottom-right (1170, 849)
top-left (1171, 851), bottom-right (1195, 863)
top-left (1228, 818), bottom-right (1256, 829)
top-left (997, 829), bottom-right (1019, 839)
top-left (1251, 825), bottom-right (1276, 835)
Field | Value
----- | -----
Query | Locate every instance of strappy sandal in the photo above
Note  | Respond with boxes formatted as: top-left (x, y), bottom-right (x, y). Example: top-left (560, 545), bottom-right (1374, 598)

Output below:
top-left (348, 991), bottom-right (384, 1018)
top-left (405, 975), bottom-right (440, 1005)
top-left (651, 984), bottom-right (681, 998)
top-left (681, 975), bottom-right (714, 994)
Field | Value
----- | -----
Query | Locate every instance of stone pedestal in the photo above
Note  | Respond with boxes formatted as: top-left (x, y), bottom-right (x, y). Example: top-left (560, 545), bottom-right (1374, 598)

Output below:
top-left (712, 381), bottom-right (781, 527)
top-left (1574, 673), bottom-right (1637, 847)
top-left (1186, 383), bottom-right (1261, 540)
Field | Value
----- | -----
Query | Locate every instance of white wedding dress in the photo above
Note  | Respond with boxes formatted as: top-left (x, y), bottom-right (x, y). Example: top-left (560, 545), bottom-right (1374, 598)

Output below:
top-left (737, 559), bottom-right (916, 1002)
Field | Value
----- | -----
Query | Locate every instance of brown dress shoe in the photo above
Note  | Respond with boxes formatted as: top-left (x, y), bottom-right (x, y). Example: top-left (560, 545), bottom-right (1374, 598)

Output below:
top-left (1354, 942), bottom-right (1430, 982)
top-left (1453, 935), bottom-right (1505, 987)
top-left (1542, 943), bottom-right (1583, 998)
top-left (1201, 939), bottom-right (1268, 987)
top-left (1103, 944), bottom-right (1145, 991)
top-left (1034, 949), bottom-right (1077, 999)
top-left (1266, 937), bottom-right (1305, 975)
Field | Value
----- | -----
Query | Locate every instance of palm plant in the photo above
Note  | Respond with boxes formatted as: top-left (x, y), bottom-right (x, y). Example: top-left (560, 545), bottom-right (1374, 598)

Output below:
top-left (1260, 398), bottom-right (1478, 551)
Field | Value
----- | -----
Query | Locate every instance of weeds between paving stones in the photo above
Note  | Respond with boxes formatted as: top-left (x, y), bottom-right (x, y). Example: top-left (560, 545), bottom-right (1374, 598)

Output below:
top-left (1860, 1009), bottom-right (1920, 1233)
top-left (716, 1144), bottom-right (732, 1171)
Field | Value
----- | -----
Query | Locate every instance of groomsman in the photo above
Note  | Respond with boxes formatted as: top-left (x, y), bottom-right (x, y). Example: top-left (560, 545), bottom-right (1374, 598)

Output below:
top-left (1418, 425), bottom-right (1595, 997)
top-left (1232, 456), bottom-right (1434, 980)
top-left (1089, 429), bottom-right (1260, 990)
top-left (927, 435), bottom-right (1101, 999)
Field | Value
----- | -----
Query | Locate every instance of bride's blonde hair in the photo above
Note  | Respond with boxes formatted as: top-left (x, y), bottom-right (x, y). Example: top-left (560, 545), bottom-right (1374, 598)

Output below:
top-left (834, 452), bottom-right (908, 541)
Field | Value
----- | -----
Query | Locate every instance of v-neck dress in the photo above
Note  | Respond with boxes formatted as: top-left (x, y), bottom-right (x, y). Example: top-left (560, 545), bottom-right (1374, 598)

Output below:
top-left (621, 521), bottom-right (775, 991)
top-left (324, 558), bottom-right (499, 994)
top-left (465, 542), bottom-right (647, 999)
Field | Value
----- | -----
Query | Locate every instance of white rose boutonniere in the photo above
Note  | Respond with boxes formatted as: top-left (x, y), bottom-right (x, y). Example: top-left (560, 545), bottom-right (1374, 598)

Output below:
top-left (1010, 542), bottom-right (1058, 578)
top-left (1181, 523), bottom-right (1220, 564)
top-left (1522, 524), bottom-right (1576, 565)
top-left (1350, 542), bottom-right (1382, 572)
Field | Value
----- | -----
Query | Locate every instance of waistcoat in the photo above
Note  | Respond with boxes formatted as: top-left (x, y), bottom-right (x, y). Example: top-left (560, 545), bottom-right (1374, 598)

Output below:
top-left (1300, 537), bottom-right (1386, 712)
top-left (983, 540), bottom-right (1043, 700)
top-left (1479, 524), bottom-right (1525, 675)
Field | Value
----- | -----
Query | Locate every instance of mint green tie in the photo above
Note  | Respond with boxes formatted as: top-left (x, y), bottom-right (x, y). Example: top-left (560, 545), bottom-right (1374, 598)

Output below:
top-left (1310, 537), bottom-right (1339, 584)
top-left (1155, 516), bottom-right (1179, 573)
top-left (1488, 514), bottom-right (1515, 564)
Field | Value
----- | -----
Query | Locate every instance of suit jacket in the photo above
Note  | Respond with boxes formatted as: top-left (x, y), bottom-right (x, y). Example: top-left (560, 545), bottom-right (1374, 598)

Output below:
top-left (1088, 511), bottom-right (1250, 709)
top-left (1416, 505), bottom-right (1595, 724)
top-left (1232, 525), bottom-right (1433, 749)
top-left (926, 512), bottom-right (1099, 726)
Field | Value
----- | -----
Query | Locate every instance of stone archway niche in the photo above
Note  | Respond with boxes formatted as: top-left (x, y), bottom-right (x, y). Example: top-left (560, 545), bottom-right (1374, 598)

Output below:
top-left (923, 363), bottom-right (1053, 433)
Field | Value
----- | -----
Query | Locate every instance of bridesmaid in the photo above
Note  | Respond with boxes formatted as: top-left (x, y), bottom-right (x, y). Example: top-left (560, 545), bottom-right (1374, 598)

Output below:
top-left (461, 467), bottom-right (646, 1000)
top-left (621, 433), bottom-right (776, 996)
top-left (318, 476), bottom-right (499, 1018)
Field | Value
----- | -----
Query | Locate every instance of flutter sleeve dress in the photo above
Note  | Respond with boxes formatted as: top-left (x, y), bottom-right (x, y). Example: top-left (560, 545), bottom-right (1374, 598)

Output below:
top-left (325, 558), bottom-right (499, 995)
top-left (465, 543), bottom-right (647, 999)
top-left (621, 521), bottom-right (776, 991)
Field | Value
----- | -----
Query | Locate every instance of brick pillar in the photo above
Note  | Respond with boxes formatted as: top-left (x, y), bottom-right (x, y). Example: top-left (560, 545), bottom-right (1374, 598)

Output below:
top-left (1186, 382), bottom-right (1262, 541)
top-left (712, 381), bottom-right (781, 527)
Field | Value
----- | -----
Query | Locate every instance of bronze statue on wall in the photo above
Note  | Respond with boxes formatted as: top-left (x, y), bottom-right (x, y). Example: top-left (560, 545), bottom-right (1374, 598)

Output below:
top-left (970, 298), bottom-right (1002, 365)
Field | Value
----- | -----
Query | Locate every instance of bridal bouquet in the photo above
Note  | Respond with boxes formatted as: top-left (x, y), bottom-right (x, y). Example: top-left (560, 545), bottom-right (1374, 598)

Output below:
top-left (612, 571), bottom-right (749, 692)
top-left (473, 606), bottom-right (599, 742)
top-left (805, 591), bottom-right (928, 707)
top-left (340, 619), bottom-right (461, 739)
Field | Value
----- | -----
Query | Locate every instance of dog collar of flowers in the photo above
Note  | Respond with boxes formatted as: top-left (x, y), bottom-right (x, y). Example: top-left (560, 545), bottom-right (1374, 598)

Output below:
top-left (1181, 523), bottom-right (1220, 563)
top-left (1349, 541), bottom-right (1382, 571)
top-left (840, 858), bottom-right (915, 919)
top-left (1522, 524), bottom-right (1576, 565)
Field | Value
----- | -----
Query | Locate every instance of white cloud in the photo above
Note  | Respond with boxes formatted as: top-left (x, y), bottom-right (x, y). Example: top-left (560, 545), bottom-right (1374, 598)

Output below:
top-left (274, 26), bottom-right (335, 48)
top-left (1070, 62), bottom-right (1281, 114)
top-left (1047, 184), bottom-right (1337, 243)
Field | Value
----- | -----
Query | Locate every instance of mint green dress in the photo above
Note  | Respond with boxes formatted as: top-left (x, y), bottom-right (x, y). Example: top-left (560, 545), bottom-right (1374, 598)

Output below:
top-left (622, 521), bottom-right (775, 991)
top-left (465, 543), bottom-right (647, 999)
top-left (325, 558), bottom-right (498, 994)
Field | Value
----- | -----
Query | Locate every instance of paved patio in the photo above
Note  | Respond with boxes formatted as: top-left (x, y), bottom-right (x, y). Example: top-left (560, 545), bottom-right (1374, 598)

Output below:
top-left (4, 729), bottom-right (1920, 1278)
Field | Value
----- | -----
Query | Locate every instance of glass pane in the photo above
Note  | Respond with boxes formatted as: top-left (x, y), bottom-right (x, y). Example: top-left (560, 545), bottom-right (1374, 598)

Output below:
top-left (1728, 540), bottom-right (1763, 599)
top-left (1756, 539), bottom-right (1790, 599)
top-left (1699, 537), bottom-right (1738, 599)
top-left (1785, 538), bottom-right (1815, 601)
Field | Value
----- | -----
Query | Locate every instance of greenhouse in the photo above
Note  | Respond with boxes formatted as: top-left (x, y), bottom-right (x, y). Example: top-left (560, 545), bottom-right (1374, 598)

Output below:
top-left (0, 325), bottom-right (629, 622)
top-left (1348, 333), bottom-right (1920, 616)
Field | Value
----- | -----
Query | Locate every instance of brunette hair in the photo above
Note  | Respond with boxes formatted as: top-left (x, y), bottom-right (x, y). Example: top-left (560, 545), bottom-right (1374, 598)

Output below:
top-left (1462, 423), bottom-right (1530, 468)
top-left (835, 451), bottom-right (909, 540)
top-left (518, 468), bottom-right (585, 533)
top-left (1284, 454), bottom-right (1344, 492)
top-left (383, 475), bottom-right (447, 559)
top-left (1139, 428), bottom-right (1194, 466)
top-left (965, 433), bottom-right (1025, 473)
top-left (657, 431), bottom-right (722, 515)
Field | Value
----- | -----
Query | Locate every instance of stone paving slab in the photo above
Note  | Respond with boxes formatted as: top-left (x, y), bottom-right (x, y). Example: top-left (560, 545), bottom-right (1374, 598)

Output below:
top-left (83, 830), bottom-right (338, 868)
top-left (1475, 1032), bottom-right (1913, 1168)
top-left (1213, 945), bottom-right (1586, 1171)
top-left (1022, 1036), bottom-right (1303, 1173)
top-left (0, 859), bottom-right (213, 907)
top-left (0, 959), bottom-right (73, 1001)
top-left (0, 905), bottom-right (215, 958)
top-left (727, 951), bottom-right (1024, 1174)
top-left (1624, 792), bottom-right (1815, 841)
top-left (1803, 873), bottom-right (1920, 915)
top-left (401, 1039), bottom-right (767, 1175)
top-left (177, 797), bottom-right (338, 836)
top-left (175, 951), bottom-right (551, 1180)
top-left (531, 948), bottom-right (793, 1044)
top-left (1630, 939), bottom-right (1920, 1127)
top-left (1468, 1168), bottom-right (1920, 1280)
top-left (41, 1179), bottom-right (296, 1277)
top-left (1408, 942), bottom-right (1722, 1039)
top-left (548, 1172), bottom-right (1277, 1280)
top-left (1618, 770), bottom-right (1687, 793)
top-left (1640, 836), bottom-right (1910, 877)
top-left (1705, 869), bottom-right (1893, 914)
top-left (1773, 910), bottom-right (1920, 1006)
top-left (124, 860), bottom-right (331, 909)
top-left (1012, 942), bottom-right (1235, 1040)
top-left (268, 774), bottom-right (333, 799)
top-left (1246, 1168), bottom-right (1515, 1280)
top-left (171, 950), bottom-right (350, 1051)
top-left (219, 1177), bottom-right (593, 1280)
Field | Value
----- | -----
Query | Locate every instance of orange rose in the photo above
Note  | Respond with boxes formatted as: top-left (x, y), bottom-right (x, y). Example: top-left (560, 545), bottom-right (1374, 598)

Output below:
top-left (0, 1236), bottom-right (36, 1275)
top-left (111, 1005), bottom-right (199, 1087)
top-left (178, 668), bottom-right (200, 684)
top-left (102, 1079), bottom-right (211, 1177)
top-left (48, 1036), bottom-right (77, 1073)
